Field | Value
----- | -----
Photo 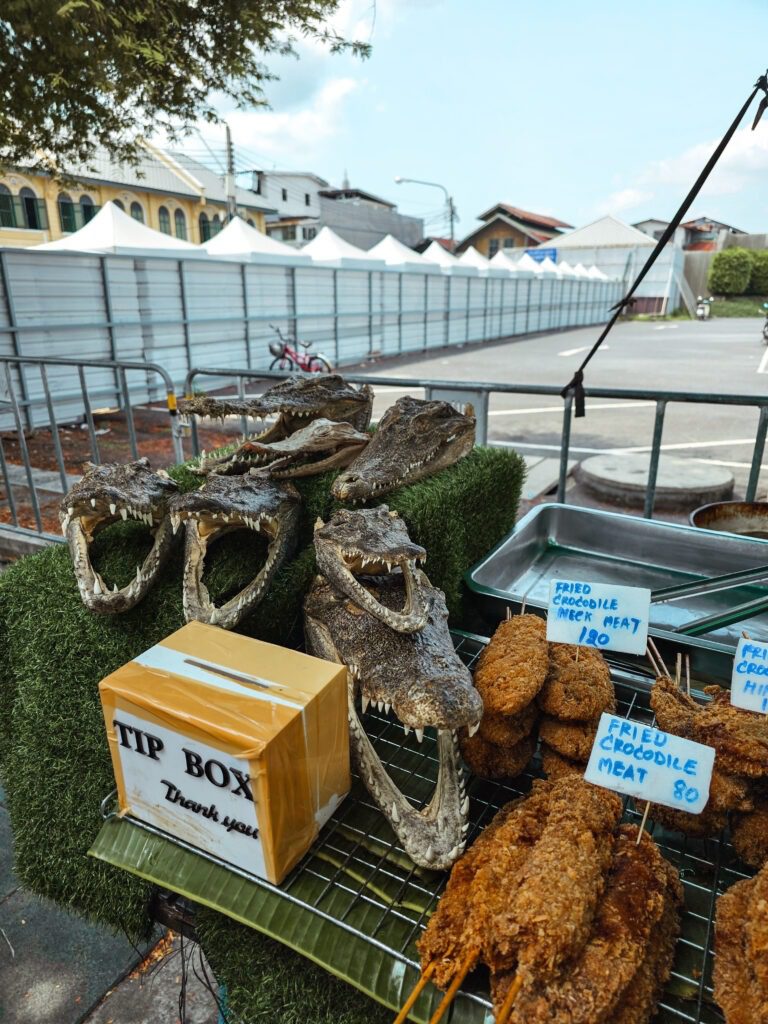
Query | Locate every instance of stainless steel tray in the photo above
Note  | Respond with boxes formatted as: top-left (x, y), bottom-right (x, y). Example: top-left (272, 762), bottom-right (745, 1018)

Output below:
top-left (465, 503), bottom-right (768, 686)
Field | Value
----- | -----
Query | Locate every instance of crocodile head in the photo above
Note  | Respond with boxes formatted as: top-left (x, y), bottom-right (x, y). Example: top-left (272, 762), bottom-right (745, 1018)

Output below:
top-left (305, 575), bottom-right (482, 869)
top-left (59, 458), bottom-right (178, 613)
top-left (314, 506), bottom-right (429, 632)
top-left (181, 375), bottom-right (374, 447)
top-left (196, 418), bottom-right (370, 478)
top-left (171, 470), bottom-right (300, 630)
top-left (331, 396), bottom-right (475, 502)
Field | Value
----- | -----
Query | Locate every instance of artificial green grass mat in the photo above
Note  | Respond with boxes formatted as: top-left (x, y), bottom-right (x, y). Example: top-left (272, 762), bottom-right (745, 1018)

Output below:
top-left (0, 444), bottom-right (523, 976)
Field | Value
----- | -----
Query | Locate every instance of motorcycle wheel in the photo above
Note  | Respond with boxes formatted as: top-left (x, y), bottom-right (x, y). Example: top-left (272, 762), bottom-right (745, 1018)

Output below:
top-left (308, 355), bottom-right (333, 373)
top-left (270, 356), bottom-right (295, 371)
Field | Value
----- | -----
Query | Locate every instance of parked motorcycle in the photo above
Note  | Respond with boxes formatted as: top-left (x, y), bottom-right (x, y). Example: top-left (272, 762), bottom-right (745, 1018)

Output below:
top-left (762, 302), bottom-right (768, 345)
top-left (695, 296), bottom-right (712, 320)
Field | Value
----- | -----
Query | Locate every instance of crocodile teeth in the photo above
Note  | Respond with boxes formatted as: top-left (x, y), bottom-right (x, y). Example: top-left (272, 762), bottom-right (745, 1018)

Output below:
top-left (425, 845), bottom-right (435, 863)
top-left (391, 802), bottom-right (400, 823)
top-left (90, 498), bottom-right (97, 508)
top-left (136, 566), bottom-right (142, 581)
top-left (383, 702), bottom-right (391, 716)
top-left (449, 846), bottom-right (460, 860)
top-left (112, 583), bottom-right (119, 593)
top-left (468, 720), bottom-right (480, 738)
top-left (93, 576), bottom-right (102, 595)
top-left (462, 822), bottom-right (470, 834)
top-left (120, 508), bottom-right (128, 521)
top-left (415, 728), bottom-right (424, 743)
top-left (361, 695), bottom-right (369, 714)
top-left (403, 724), bottom-right (410, 736)
top-left (109, 503), bottom-right (116, 515)
top-left (461, 796), bottom-right (470, 816)
top-left (377, 700), bottom-right (384, 713)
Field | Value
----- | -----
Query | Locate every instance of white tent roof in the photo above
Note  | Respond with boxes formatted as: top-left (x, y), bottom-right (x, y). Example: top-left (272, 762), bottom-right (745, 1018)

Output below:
top-left (537, 256), bottom-right (560, 275)
top-left (421, 240), bottom-right (460, 267)
top-left (542, 215), bottom-right (656, 249)
top-left (489, 251), bottom-right (519, 271)
top-left (515, 252), bottom-right (543, 272)
top-left (367, 234), bottom-right (434, 268)
top-left (573, 263), bottom-right (591, 278)
top-left (557, 259), bottom-right (577, 277)
top-left (204, 216), bottom-right (306, 259)
top-left (36, 200), bottom-right (199, 253)
top-left (587, 265), bottom-right (609, 279)
top-left (302, 226), bottom-right (374, 262)
top-left (458, 246), bottom-right (492, 269)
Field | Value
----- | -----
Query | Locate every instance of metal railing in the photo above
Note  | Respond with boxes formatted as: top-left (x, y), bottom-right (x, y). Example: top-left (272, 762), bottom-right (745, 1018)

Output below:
top-left (183, 366), bottom-right (768, 518)
top-left (0, 355), bottom-right (183, 538)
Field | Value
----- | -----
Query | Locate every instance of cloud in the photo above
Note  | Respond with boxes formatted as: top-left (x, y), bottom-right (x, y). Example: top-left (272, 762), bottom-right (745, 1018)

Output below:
top-left (597, 187), bottom-right (654, 216)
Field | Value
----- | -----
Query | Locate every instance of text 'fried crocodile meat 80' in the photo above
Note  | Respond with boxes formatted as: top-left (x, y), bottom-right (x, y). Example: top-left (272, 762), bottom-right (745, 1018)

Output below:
top-left (196, 418), bottom-right (369, 478)
top-left (304, 575), bottom-right (482, 869)
top-left (171, 469), bottom-right (300, 630)
top-left (331, 396), bottom-right (475, 502)
top-left (180, 374), bottom-right (373, 450)
top-left (313, 505), bottom-right (429, 632)
top-left (60, 459), bottom-right (178, 613)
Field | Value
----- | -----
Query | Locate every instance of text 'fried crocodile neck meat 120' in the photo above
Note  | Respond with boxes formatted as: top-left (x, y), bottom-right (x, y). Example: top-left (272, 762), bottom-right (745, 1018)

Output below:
top-left (331, 396), bottom-right (475, 502)
top-left (304, 575), bottom-right (482, 869)
top-left (196, 418), bottom-right (370, 478)
top-left (181, 374), bottom-right (373, 451)
top-left (313, 505), bottom-right (429, 633)
top-left (171, 469), bottom-right (300, 630)
top-left (60, 458), bottom-right (178, 613)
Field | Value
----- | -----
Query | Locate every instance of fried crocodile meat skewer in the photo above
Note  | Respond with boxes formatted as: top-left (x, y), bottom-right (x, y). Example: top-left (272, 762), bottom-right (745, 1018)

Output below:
top-left (473, 614), bottom-right (550, 717)
top-left (490, 825), bottom-right (679, 1024)
top-left (713, 872), bottom-right (768, 1024)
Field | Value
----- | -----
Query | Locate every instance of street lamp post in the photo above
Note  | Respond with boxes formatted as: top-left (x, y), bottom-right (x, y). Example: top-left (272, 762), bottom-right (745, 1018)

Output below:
top-left (394, 176), bottom-right (457, 245)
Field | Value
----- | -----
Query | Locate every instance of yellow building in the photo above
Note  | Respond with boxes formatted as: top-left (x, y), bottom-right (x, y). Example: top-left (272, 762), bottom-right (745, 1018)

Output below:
top-left (0, 144), bottom-right (273, 248)
top-left (456, 203), bottom-right (572, 258)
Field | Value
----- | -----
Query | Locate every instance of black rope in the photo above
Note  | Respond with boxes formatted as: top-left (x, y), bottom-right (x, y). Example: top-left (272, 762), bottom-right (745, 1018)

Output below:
top-left (561, 70), bottom-right (768, 418)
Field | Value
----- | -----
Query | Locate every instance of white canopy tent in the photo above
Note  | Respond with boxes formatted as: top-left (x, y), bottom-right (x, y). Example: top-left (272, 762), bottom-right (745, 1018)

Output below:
top-left (573, 262), bottom-right (591, 278)
top-left (421, 240), bottom-right (460, 267)
top-left (204, 216), bottom-right (309, 263)
top-left (587, 265), bottom-right (609, 280)
top-left (515, 252), bottom-right (543, 273)
top-left (367, 234), bottom-right (438, 271)
top-left (458, 246), bottom-right (492, 270)
top-left (302, 226), bottom-right (383, 267)
top-left (557, 259), bottom-right (578, 277)
top-left (489, 251), bottom-right (519, 272)
top-left (537, 256), bottom-right (560, 275)
top-left (36, 200), bottom-right (201, 255)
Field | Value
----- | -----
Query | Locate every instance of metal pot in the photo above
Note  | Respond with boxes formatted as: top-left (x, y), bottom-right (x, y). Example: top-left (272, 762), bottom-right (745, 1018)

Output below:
top-left (690, 501), bottom-right (768, 539)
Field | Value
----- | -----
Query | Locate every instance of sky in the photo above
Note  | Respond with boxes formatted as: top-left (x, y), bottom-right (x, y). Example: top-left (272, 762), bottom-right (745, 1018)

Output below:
top-left (183, 0), bottom-right (768, 241)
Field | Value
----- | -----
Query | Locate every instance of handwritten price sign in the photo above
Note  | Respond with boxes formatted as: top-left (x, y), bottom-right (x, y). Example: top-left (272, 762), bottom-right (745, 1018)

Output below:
top-left (731, 636), bottom-right (768, 714)
top-left (546, 579), bottom-right (651, 656)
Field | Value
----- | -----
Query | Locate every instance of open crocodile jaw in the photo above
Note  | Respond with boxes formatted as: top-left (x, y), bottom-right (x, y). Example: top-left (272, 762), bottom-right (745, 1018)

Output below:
top-left (179, 509), bottom-right (292, 630)
top-left (62, 502), bottom-right (174, 614)
top-left (316, 547), bottom-right (429, 632)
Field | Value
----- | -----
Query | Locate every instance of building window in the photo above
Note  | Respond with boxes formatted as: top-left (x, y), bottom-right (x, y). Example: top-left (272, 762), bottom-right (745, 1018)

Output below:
top-left (0, 184), bottom-right (13, 227)
top-left (80, 195), bottom-right (96, 223)
top-left (304, 193), bottom-right (310, 206)
top-left (58, 192), bottom-right (76, 233)
top-left (130, 201), bottom-right (144, 223)
top-left (247, 218), bottom-right (255, 228)
top-left (281, 188), bottom-right (288, 202)
top-left (113, 199), bottom-right (125, 211)
top-left (210, 213), bottom-right (222, 237)
top-left (174, 208), bottom-right (187, 239)
top-left (158, 206), bottom-right (171, 234)
top-left (282, 225), bottom-right (296, 241)
top-left (20, 187), bottom-right (43, 229)
top-left (488, 238), bottom-right (499, 257)
top-left (302, 226), bottom-right (316, 240)
top-left (199, 212), bottom-right (211, 242)
top-left (503, 237), bottom-right (515, 249)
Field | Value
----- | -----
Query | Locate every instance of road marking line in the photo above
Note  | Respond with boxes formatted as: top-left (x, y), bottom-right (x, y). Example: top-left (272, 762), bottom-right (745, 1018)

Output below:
top-left (491, 439), bottom-right (757, 455)
top-left (488, 401), bottom-right (653, 417)
top-left (558, 346), bottom-right (590, 357)
top-left (757, 348), bottom-right (768, 374)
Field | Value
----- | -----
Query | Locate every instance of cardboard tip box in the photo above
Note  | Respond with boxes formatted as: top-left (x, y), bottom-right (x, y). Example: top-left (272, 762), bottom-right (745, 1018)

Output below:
top-left (99, 621), bottom-right (350, 885)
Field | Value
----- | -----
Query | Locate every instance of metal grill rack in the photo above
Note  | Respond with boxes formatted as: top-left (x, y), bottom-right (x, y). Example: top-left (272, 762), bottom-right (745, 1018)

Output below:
top-left (259, 629), bottom-right (751, 1024)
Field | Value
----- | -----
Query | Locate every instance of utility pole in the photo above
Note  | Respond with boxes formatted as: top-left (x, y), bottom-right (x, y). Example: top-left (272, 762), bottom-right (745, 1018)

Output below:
top-left (394, 176), bottom-right (457, 247)
top-left (225, 124), bottom-right (237, 221)
top-left (448, 196), bottom-right (457, 245)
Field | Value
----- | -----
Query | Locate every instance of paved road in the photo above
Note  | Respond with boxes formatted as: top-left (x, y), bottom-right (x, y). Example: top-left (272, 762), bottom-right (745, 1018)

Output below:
top-left (357, 317), bottom-right (768, 497)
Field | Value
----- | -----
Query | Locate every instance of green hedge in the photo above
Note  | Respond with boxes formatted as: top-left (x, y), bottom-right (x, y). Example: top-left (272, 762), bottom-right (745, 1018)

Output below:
top-left (708, 247), bottom-right (754, 296)
top-left (0, 445), bottom-right (523, 1019)
top-left (749, 250), bottom-right (768, 295)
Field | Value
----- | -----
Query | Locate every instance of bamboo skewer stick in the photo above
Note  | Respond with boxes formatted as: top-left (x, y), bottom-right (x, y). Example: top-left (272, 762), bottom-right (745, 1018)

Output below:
top-left (636, 799), bottom-right (652, 844)
top-left (675, 653), bottom-right (682, 687)
top-left (428, 951), bottom-right (478, 1024)
top-left (392, 962), bottom-right (436, 1024)
top-left (646, 645), bottom-right (662, 677)
top-left (685, 654), bottom-right (691, 696)
top-left (495, 975), bottom-right (523, 1024)
top-left (647, 637), bottom-right (668, 676)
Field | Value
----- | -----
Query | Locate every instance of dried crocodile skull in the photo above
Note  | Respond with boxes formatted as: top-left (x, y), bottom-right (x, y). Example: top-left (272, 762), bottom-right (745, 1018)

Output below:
top-left (195, 418), bottom-right (370, 478)
top-left (59, 458), bottom-right (178, 613)
top-left (314, 505), bottom-right (429, 633)
top-left (181, 375), bottom-right (374, 461)
top-left (332, 396), bottom-right (475, 502)
top-left (304, 575), bottom-right (482, 869)
top-left (171, 470), bottom-right (300, 630)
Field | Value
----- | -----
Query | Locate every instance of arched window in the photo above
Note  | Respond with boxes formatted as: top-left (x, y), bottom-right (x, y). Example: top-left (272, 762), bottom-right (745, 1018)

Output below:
top-left (130, 201), bottom-right (144, 223)
top-left (246, 218), bottom-right (255, 228)
top-left (58, 192), bottom-right (76, 233)
top-left (20, 187), bottom-right (43, 229)
top-left (174, 208), bottom-right (187, 240)
top-left (158, 206), bottom-right (171, 234)
top-left (198, 212), bottom-right (210, 242)
top-left (0, 184), bottom-right (14, 228)
top-left (112, 199), bottom-right (125, 211)
top-left (211, 213), bottom-right (222, 237)
top-left (80, 195), bottom-right (96, 224)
